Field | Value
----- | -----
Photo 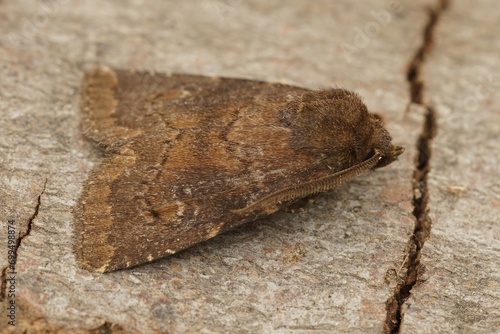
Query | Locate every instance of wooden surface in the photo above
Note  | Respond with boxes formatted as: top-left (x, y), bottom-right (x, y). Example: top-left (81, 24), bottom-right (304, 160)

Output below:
top-left (0, 0), bottom-right (497, 333)
top-left (401, 0), bottom-right (500, 332)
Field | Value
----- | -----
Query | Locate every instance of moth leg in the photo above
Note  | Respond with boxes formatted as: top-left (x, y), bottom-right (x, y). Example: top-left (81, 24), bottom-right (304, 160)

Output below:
top-left (283, 194), bottom-right (319, 213)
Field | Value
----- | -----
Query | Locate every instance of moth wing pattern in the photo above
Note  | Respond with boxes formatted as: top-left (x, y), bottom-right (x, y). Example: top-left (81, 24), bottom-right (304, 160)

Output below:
top-left (80, 67), bottom-right (296, 149)
top-left (76, 67), bottom-right (317, 272)
top-left (76, 66), bottom-right (400, 272)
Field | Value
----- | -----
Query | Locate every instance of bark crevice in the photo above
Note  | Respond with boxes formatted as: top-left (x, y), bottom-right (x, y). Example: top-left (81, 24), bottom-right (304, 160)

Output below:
top-left (383, 1), bottom-right (449, 333)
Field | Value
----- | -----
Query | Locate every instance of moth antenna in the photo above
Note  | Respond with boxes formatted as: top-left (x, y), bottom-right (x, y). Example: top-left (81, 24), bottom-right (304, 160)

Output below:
top-left (233, 149), bottom-right (382, 215)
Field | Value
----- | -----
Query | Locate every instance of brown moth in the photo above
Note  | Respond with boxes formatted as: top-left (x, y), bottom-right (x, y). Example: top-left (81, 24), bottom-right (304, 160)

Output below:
top-left (75, 66), bottom-right (404, 272)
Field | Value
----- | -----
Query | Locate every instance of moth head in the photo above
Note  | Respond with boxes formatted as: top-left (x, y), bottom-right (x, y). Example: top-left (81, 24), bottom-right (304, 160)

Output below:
top-left (374, 144), bottom-right (405, 168)
top-left (282, 89), bottom-right (404, 170)
top-left (363, 113), bottom-right (404, 168)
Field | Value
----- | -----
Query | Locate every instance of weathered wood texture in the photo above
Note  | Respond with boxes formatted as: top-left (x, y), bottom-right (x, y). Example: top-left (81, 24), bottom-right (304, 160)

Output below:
top-left (400, 0), bottom-right (500, 332)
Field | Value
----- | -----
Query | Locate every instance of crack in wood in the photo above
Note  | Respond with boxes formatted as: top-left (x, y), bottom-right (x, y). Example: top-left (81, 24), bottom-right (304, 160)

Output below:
top-left (0, 179), bottom-right (47, 302)
top-left (383, 1), bottom-right (449, 333)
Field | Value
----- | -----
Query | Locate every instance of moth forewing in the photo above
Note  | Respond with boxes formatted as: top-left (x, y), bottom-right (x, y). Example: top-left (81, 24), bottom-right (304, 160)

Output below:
top-left (75, 66), bottom-right (403, 272)
top-left (232, 149), bottom-right (383, 215)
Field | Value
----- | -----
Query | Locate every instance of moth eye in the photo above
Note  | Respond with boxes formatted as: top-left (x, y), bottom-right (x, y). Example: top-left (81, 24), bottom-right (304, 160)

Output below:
top-left (365, 148), bottom-right (376, 160)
